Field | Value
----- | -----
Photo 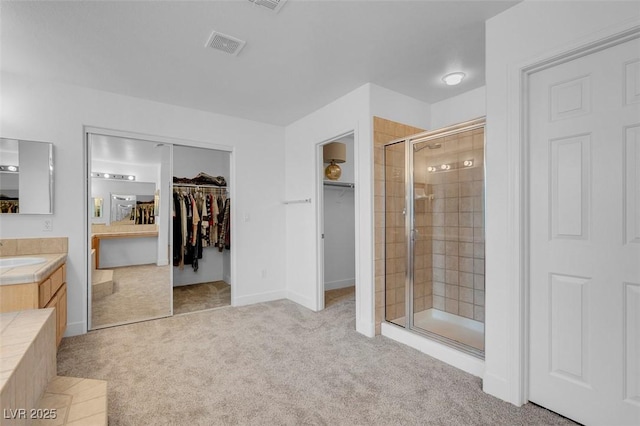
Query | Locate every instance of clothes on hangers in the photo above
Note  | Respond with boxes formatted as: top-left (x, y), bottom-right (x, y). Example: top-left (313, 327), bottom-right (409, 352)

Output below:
top-left (172, 184), bottom-right (230, 271)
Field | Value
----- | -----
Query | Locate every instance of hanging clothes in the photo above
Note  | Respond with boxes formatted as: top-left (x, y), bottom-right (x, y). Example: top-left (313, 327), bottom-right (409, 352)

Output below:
top-left (172, 183), bottom-right (230, 272)
top-left (219, 198), bottom-right (230, 252)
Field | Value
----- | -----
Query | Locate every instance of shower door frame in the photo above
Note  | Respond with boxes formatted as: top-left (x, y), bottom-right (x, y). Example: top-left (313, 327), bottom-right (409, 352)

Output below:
top-left (384, 117), bottom-right (487, 358)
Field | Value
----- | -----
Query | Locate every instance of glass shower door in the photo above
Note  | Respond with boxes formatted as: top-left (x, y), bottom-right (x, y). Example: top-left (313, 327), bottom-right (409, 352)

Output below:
top-left (384, 140), bottom-right (408, 327)
top-left (410, 125), bottom-right (486, 356)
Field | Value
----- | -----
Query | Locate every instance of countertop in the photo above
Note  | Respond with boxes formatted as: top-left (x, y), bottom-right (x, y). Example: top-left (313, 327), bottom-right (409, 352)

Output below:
top-left (0, 253), bottom-right (67, 286)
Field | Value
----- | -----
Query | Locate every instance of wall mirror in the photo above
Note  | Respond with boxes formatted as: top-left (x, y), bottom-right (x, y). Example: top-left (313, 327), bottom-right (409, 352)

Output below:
top-left (0, 137), bottom-right (53, 214)
top-left (110, 193), bottom-right (155, 225)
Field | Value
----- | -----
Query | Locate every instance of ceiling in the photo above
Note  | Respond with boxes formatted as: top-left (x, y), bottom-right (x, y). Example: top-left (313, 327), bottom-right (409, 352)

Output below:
top-left (1, 0), bottom-right (519, 126)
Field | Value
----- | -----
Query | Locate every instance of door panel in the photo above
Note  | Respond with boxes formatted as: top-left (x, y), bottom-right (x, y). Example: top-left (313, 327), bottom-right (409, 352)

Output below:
top-left (529, 37), bottom-right (640, 425)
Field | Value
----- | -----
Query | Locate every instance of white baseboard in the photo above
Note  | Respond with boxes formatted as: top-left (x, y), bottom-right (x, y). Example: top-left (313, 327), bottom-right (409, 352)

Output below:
top-left (381, 322), bottom-right (485, 377)
top-left (285, 290), bottom-right (316, 311)
top-left (483, 372), bottom-right (516, 405)
top-left (233, 289), bottom-right (286, 307)
top-left (324, 279), bottom-right (355, 291)
top-left (64, 321), bottom-right (87, 337)
top-left (356, 319), bottom-right (375, 337)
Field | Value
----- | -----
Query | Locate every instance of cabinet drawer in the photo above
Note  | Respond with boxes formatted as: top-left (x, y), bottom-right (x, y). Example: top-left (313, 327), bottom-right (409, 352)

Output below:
top-left (50, 265), bottom-right (64, 295)
top-left (39, 278), bottom-right (52, 308)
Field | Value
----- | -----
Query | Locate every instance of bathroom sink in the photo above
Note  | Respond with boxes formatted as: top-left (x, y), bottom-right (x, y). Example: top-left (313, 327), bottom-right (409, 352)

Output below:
top-left (0, 257), bottom-right (47, 269)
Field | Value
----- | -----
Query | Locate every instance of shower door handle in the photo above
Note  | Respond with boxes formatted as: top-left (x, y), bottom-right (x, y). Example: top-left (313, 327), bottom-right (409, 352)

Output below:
top-left (410, 229), bottom-right (418, 241)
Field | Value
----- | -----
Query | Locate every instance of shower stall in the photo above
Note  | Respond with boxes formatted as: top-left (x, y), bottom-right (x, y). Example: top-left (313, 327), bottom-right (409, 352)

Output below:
top-left (384, 118), bottom-right (485, 357)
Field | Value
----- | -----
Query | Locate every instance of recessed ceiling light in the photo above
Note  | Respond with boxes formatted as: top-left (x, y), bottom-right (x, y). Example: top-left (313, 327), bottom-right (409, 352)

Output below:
top-left (442, 72), bottom-right (466, 86)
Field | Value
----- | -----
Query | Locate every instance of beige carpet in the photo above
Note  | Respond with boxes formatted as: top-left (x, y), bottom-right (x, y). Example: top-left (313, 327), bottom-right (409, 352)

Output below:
top-left (59, 291), bottom-right (574, 426)
top-left (173, 281), bottom-right (231, 315)
top-left (91, 264), bottom-right (171, 329)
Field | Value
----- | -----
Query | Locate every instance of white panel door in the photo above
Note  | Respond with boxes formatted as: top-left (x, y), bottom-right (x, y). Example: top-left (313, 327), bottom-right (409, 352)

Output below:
top-left (529, 37), bottom-right (640, 425)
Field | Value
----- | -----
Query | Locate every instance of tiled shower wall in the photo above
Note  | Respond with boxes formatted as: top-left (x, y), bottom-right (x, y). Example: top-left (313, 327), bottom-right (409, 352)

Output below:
top-left (422, 128), bottom-right (485, 322)
top-left (373, 117), bottom-right (424, 335)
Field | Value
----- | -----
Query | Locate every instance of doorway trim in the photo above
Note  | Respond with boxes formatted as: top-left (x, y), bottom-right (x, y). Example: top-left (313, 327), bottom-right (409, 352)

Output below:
top-left (506, 23), bottom-right (640, 406)
top-left (83, 126), bottom-right (235, 330)
top-left (315, 130), bottom-right (357, 312)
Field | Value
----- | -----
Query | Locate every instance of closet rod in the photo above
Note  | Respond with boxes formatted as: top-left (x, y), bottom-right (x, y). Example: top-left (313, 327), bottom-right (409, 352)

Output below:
top-left (283, 198), bottom-right (311, 205)
top-left (323, 181), bottom-right (355, 188)
top-left (173, 183), bottom-right (227, 188)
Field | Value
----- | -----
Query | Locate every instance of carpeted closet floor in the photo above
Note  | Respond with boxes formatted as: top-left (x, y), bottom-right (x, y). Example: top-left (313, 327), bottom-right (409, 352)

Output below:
top-left (59, 290), bottom-right (575, 425)
top-left (173, 281), bottom-right (231, 315)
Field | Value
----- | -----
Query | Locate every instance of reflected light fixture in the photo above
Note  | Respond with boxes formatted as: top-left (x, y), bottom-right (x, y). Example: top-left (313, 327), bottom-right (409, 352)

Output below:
top-left (442, 72), bottom-right (466, 86)
top-left (0, 165), bottom-right (19, 172)
top-left (323, 142), bottom-right (346, 181)
top-left (91, 172), bottom-right (136, 181)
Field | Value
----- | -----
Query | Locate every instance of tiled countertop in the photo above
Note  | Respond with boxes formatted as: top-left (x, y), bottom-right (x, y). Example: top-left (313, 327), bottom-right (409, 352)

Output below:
top-left (0, 253), bottom-right (67, 286)
top-left (0, 308), bottom-right (56, 414)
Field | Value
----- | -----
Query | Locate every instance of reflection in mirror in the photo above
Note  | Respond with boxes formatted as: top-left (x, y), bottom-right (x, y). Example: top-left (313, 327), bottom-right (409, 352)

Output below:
top-left (89, 133), bottom-right (171, 329)
top-left (92, 197), bottom-right (103, 218)
top-left (110, 194), bottom-right (136, 224)
top-left (0, 138), bottom-right (53, 214)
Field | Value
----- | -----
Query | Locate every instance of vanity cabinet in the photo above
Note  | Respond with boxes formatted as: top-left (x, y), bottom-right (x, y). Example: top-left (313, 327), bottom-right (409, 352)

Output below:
top-left (40, 264), bottom-right (67, 346)
top-left (0, 262), bottom-right (67, 346)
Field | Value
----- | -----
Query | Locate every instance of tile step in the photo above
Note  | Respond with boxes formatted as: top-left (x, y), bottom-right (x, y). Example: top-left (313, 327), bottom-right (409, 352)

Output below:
top-left (32, 376), bottom-right (107, 426)
top-left (91, 270), bottom-right (114, 300)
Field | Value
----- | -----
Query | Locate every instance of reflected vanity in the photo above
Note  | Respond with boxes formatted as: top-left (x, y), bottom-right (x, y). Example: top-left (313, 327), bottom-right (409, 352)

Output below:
top-left (0, 138), bottom-right (54, 214)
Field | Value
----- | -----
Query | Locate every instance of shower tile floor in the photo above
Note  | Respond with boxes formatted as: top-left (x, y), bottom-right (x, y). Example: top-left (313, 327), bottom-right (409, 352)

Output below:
top-left (392, 308), bottom-right (484, 351)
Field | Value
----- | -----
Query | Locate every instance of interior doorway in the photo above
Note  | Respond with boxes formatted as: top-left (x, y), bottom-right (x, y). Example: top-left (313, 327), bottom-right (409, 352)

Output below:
top-left (317, 133), bottom-right (356, 309)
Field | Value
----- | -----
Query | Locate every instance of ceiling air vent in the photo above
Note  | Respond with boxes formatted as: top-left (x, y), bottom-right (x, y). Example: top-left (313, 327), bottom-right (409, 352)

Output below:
top-left (205, 31), bottom-right (246, 56)
top-left (248, 0), bottom-right (288, 13)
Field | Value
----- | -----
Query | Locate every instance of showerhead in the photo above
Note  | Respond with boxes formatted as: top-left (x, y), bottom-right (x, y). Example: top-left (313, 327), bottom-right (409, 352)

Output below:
top-left (414, 142), bottom-right (442, 152)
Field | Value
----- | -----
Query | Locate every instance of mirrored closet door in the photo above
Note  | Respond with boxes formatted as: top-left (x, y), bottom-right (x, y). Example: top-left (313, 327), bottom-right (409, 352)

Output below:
top-left (88, 134), bottom-right (172, 329)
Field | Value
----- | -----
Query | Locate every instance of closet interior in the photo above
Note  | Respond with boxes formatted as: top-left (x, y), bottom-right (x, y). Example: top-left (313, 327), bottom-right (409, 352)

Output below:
top-left (322, 134), bottom-right (356, 308)
top-left (172, 145), bottom-right (231, 315)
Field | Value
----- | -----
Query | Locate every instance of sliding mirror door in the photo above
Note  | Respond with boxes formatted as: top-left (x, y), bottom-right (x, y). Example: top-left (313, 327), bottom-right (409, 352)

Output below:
top-left (88, 134), bottom-right (172, 329)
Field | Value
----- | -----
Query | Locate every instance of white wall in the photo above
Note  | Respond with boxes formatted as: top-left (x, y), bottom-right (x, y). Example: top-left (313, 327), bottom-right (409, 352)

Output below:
top-left (0, 71), bottom-right (286, 336)
top-left (485, 0), bottom-right (640, 405)
top-left (285, 84), bottom-right (372, 335)
top-left (172, 145), bottom-right (230, 287)
top-left (323, 135), bottom-right (355, 290)
top-left (284, 83), bottom-right (430, 337)
top-left (323, 186), bottom-right (355, 290)
top-left (430, 86), bottom-right (486, 130)
top-left (370, 84), bottom-right (432, 131)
